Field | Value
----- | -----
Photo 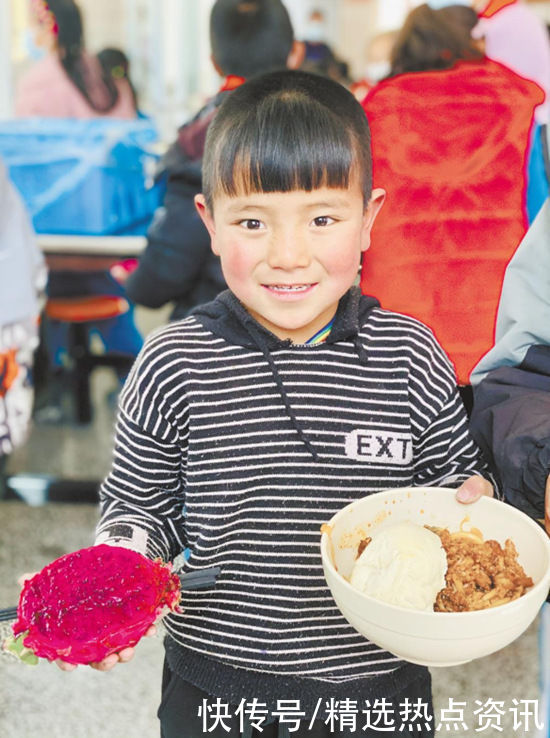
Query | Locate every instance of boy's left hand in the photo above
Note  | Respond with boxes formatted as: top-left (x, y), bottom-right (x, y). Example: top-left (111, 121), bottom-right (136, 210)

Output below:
top-left (455, 474), bottom-right (494, 504)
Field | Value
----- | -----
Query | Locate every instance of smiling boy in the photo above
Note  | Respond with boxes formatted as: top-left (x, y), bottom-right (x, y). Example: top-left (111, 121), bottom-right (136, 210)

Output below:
top-left (93, 70), bottom-right (493, 737)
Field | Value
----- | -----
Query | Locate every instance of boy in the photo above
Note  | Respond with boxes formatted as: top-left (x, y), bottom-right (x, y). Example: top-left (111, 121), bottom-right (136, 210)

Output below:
top-left (90, 71), bottom-right (493, 736)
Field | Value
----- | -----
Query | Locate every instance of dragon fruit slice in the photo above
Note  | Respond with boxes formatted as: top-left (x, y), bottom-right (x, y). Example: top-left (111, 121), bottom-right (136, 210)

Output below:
top-left (11, 544), bottom-right (181, 665)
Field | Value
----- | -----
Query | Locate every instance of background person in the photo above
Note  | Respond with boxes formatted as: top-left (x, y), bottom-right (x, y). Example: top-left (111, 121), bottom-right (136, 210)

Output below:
top-left (469, 200), bottom-right (550, 525)
top-left (15, 0), bottom-right (136, 118)
top-left (300, 7), bottom-right (351, 85)
top-left (124, 0), bottom-right (305, 322)
top-left (96, 46), bottom-right (140, 115)
top-left (0, 160), bottom-right (46, 494)
top-left (350, 30), bottom-right (399, 102)
top-left (360, 1), bottom-right (542, 387)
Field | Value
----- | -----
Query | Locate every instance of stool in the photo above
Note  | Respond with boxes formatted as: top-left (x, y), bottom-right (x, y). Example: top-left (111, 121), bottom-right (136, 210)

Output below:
top-left (44, 295), bottom-right (135, 424)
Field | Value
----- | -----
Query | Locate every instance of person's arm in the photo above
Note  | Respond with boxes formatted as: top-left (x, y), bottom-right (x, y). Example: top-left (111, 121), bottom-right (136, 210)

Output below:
top-left (55, 328), bottom-right (189, 673)
top-left (407, 324), bottom-right (496, 497)
top-left (95, 329), bottom-right (188, 562)
top-left (470, 346), bottom-right (550, 521)
top-left (125, 169), bottom-right (213, 309)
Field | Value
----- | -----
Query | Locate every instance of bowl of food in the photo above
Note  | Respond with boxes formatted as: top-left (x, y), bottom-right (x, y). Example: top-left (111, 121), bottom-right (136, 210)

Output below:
top-left (320, 487), bottom-right (550, 667)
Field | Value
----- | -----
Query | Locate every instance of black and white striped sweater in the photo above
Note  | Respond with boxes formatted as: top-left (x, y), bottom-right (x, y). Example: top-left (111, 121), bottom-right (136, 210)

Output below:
top-left (97, 287), bottom-right (489, 706)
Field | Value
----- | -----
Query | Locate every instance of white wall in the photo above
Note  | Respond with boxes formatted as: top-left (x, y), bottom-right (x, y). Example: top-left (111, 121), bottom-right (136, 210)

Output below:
top-left (335, 0), bottom-right (378, 80)
top-left (80, 0), bottom-right (126, 51)
top-left (529, 1), bottom-right (550, 23)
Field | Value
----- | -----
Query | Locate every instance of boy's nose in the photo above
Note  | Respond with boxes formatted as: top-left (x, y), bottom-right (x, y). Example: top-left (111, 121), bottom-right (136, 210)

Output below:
top-left (266, 230), bottom-right (311, 270)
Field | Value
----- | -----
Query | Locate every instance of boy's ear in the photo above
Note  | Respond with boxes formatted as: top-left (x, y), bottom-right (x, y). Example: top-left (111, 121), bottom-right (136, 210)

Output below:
top-left (194, 194), bottom-right (218, 253)
top-left (360, 187), bottom-right (386, 253)
top-left (286, 40), bottom-right (306, 70)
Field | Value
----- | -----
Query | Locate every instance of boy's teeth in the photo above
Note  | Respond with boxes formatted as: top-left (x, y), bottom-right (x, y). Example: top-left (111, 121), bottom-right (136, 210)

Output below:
top-left (271, 284), bottom-right (309, 291)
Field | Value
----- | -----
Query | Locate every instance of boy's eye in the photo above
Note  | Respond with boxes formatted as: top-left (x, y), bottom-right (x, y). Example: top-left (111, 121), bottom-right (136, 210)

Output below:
top-left (312, 216), bottom-right (335, 227)
top-left (239, 219), bottom-right (264, 230)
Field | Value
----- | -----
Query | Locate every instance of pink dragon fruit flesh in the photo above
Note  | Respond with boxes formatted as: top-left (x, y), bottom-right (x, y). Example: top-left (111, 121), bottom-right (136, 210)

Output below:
top-left (12, 544), bottom-right (181, 665)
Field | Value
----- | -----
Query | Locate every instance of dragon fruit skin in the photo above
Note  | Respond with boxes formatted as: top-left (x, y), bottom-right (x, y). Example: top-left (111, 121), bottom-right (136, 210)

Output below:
top-left (12, 544), bottom-right (181, 665)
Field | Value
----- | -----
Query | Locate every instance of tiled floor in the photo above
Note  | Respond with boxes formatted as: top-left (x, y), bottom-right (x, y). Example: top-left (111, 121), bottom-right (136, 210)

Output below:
top-left (0, 306), bottom-right (545, 738)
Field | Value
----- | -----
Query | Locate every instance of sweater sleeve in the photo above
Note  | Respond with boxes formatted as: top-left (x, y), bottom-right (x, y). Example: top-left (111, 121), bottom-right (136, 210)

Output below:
top-left (95, 331), bottom-right (188, 562)
top-left (470, 349), bottom-right (550, 520)
top-left (407, 324), bottom-right (497, 492)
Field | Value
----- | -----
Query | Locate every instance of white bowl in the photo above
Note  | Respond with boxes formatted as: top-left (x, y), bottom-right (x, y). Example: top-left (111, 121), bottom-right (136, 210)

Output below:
top-left (321, 487), bottom-right (550, 667)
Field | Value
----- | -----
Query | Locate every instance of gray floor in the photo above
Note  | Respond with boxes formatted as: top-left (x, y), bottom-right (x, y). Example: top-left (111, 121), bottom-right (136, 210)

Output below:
top-left (0, 306), bottom-right (545, 737)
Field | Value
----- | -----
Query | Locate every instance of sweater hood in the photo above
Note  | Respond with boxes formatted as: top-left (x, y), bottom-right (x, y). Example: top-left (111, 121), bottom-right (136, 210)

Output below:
top-left (191, 286), bottom-right (379, 351)
top-left (191, 287), bottom-right (380, 462)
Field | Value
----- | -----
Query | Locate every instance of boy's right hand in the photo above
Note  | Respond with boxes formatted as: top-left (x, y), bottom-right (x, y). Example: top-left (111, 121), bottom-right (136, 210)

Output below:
top-left (80, 625), bottom-right (157, 672)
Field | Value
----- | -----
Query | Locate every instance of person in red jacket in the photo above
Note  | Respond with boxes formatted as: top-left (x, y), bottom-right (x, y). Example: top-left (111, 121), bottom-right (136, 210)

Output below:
top-left (360, 2), bottom-right (543, 385)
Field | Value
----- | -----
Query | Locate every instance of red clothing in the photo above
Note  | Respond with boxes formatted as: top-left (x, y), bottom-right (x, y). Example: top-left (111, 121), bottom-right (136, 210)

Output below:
top-left (479, 0), bottom-right (517, 18)
top-left (360, 59), bottom-right (543, 384)
top-left (15, 53), bottom-right (136, 119)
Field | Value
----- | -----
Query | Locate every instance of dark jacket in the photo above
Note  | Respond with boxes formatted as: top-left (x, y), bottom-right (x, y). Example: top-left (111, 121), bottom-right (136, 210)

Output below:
top-left (125, 91), bottom-right (230, 321)
top-left (470, 344), bottom-right (550, 520)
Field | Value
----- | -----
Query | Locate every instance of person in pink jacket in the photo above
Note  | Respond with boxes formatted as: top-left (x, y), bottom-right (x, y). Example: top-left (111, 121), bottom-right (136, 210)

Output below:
top-left (15, 0), bottom-right (135, 119)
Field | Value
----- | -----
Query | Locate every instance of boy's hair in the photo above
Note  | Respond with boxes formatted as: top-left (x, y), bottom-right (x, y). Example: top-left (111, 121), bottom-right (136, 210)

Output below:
top-left (202, 69), bottom-right (373, 211)
top-left (210, 0), bottom-right (294, 78)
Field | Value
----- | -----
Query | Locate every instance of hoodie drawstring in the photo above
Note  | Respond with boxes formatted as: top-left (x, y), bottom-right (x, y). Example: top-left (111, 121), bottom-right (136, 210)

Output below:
top-left (219, 289), bottom-right (374, 464)
top-left (244, 320), bottom-right (321, 463)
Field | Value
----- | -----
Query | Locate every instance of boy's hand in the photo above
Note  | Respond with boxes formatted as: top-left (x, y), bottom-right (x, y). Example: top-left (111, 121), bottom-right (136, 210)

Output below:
top-left (17, 572), bottom-right (37, 587)
top-left (455, 474), bottom-right (494, 504)
top-left (55, 625), bottom-right (157, 672)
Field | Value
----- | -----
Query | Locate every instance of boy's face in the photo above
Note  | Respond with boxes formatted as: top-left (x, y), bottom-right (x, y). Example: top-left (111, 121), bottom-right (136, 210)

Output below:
top-left (195, 181), bottom-right (384, 344)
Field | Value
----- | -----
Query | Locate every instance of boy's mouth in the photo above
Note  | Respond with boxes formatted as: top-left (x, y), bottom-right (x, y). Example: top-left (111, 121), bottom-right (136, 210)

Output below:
top-left (262, 283), bottom-right (316, 293)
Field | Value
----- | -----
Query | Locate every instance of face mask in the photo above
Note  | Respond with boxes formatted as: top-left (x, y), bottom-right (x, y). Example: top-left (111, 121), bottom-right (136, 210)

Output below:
top-left (305, 22), bottom-right (327, 43)
top-left (365, 61), bottom-right (390, 82)
top-left (21, 28), bottom-right (47, 61)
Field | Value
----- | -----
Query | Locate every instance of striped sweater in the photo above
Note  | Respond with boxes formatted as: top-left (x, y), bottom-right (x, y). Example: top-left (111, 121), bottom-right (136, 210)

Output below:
top-left (97, 287), bottom-right (489, 706)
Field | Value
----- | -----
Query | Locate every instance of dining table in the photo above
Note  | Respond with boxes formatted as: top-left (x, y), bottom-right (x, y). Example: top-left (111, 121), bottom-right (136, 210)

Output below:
top-left (38, 233), bottom-right (147, 271)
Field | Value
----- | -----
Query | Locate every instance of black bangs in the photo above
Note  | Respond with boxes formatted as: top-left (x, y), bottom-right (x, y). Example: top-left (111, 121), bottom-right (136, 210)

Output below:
top-left (202, 70), bottom-right (373, 210)
top-left (219, 95), bottom-right (355, 198)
